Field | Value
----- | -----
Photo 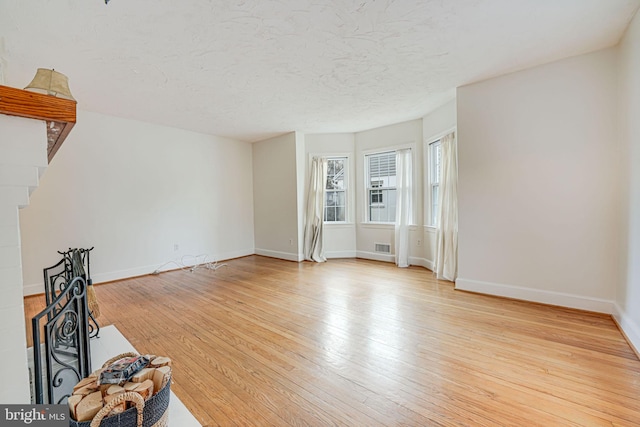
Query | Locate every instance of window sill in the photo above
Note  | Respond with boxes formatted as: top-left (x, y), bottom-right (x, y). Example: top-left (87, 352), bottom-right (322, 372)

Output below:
top-left (360, 222), bottom-right (394, 229)
top-left (360, 222), bottom-right (418, 229)
top-left (323, 222), bottom-right (355, 228)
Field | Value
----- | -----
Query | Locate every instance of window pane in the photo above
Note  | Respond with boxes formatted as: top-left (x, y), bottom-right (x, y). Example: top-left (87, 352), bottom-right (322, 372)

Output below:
top-left (428, 141), bottom-right (442, 226)
top-left (325, 206), bottom-right (335, 222)
top-left (368, 189), bottom-right (396, 222)
top-left (385, 189), bottom-right (397, 222)
top-left (366, 152), bottom-right (398, 223)
top-left (325, 158), bottom-right (347, 222)
top-left (431, 142), bottom-right (441, 184)
top-left (368, 152), bottom-right (396, 180)
top-left (369, 205), bottom-right (381, 222)
top-left (327, 158), bottom-right (345, 190)
top-left (370, 189), bottom-right (382, 204)
top-left (432, 185), bottom-right (439, 226)
top-left (325, 190), bottom-right (345, 222)
top-left (326, 191), bottom-right (337, 207)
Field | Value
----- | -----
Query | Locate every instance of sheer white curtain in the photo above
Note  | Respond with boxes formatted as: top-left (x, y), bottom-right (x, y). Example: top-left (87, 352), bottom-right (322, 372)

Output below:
top-left (395, 149), bottom-right (412, 268)
top-left (434, 132), bottom-right (458, 281)
top-left (304, 157), bottom-right (328, 262)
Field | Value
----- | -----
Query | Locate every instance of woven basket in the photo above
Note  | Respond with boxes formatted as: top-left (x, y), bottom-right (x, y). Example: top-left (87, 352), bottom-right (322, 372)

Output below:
top-left (69, 352), bottom-right (171, 427)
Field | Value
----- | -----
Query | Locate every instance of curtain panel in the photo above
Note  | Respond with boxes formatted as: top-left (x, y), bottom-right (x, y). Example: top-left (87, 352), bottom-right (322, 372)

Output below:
top-left (395, 149), bottom-right (412, 268)
top-left (303, 157), bottom-right (328, 262)
top-left (434, 132), bottom-right (458, 281)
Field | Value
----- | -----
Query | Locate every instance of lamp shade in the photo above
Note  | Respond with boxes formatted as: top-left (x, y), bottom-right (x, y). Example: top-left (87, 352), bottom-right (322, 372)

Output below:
top-left (24, 68), bottom-right (75, 101)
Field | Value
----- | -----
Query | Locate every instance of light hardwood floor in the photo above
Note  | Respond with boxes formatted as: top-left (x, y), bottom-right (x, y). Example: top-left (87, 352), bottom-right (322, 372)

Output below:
top-left (24, 256), bottom-right (640, 426)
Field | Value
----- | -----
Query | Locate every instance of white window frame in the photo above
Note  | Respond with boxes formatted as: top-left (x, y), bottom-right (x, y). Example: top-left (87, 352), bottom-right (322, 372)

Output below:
top-left (424, 128), bottom-right (453, 228)
top-left (365, 151), bottom-right (396, 223)
top-left (363, 144), bottom-right (415, 224)
top-left (429, 139), bottom-right (442, 227)
top-left (324, 156), bottom-right (348, 223)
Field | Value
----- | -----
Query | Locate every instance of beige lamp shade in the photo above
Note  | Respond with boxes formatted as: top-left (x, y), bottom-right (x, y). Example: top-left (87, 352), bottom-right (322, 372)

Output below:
top-left (24, 68), bottom-right (75, 101)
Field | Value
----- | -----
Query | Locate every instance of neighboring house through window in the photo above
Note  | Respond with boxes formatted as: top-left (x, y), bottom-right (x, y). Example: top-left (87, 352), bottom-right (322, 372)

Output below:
top-left (370, 180), bottom-right (383, 204)
top-left (324, 157), bottom-right (347, 222)
top-left (366, 151), bottom-right (397, 222)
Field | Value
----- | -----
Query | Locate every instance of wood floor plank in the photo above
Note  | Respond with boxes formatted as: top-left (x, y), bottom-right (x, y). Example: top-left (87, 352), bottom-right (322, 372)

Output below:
top-left (24, 256), bottom-right (640, 426)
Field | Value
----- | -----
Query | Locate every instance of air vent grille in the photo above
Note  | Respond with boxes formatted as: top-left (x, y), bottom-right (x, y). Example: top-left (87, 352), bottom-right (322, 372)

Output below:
top-left (375, 243), bottom-right (391, 253)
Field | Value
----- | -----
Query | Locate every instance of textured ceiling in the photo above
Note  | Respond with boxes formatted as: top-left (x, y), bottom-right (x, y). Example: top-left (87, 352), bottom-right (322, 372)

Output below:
top-left (1, 0), bottom-right (639, 142)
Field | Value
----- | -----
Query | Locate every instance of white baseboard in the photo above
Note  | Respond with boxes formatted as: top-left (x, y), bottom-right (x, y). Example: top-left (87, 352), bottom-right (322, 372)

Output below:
top-left (326, 250), bottom-right (357, 259)
top-left (612, 303), bottom-right (640, 356)
top-left (356, 252), bottom-right (434, 270)
top-left (409, 257), bottom-right (434, 270)
top-left (356, 250), bottom-right (394, 263)
top-left (24, 263), bottom-right (170, 296)
top-left (148, 249), bottom-right (255, 274)
top-left (255, 248), bottom-right (303, 262)
top-left (23, 248), bottom-right (256, 296)
top-left (455, 277), bottom-right (614, 314)
top-left (23, 283), bottom-right (44, 296)
top-left (94, 264), bottom-right (177, 283)
top-left (214, 248), bottom-right (256, 263)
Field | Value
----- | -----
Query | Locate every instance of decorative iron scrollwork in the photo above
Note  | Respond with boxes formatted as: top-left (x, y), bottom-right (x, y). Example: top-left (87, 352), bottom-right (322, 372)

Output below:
top-left (50, 247), bottom-right (100, 339)
top-left (32, 276), bottom-right (91, 404)
top-left (33, 247), bottom-right (98, 404)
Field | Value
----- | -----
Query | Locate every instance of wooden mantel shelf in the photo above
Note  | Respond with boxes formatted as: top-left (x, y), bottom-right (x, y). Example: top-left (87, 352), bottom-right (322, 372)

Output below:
top-left (0, 84), bottom-right (77, 163)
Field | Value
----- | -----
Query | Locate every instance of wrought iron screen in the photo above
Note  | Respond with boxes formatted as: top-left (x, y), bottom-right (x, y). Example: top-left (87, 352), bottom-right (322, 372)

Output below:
top-left (31, 276), bottom-right (91, 404)
top-left (31, 247), bottom-right (98, 404)
top-left (46, 248), bottom-right (100, 339)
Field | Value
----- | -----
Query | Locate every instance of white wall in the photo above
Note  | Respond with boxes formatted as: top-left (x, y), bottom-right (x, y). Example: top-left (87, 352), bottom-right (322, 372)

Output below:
top-left (423, 100), bottom-right (457, 145)
top-left (615, 9), bottom-right (640, 352)
top-left (0, 114), bottom-right (47, 403)
top-left (19, 110), bottom-right (255, 294)
top-left (354, 119), bottom-right (426, 266)
top-left (456, 48), bottom-right (620, 312)
top-left (253, 132), bottom-right (302, 261)
top-left (294, 132), bottom-right (306, 257)
top-left (305, 133), bottom-right (357, 258)
top-left (422, 100), bottom-right (457, 269)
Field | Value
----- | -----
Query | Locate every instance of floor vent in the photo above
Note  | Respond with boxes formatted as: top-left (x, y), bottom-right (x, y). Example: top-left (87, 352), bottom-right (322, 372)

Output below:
top-left (375, 243), bottom-right (391, 253)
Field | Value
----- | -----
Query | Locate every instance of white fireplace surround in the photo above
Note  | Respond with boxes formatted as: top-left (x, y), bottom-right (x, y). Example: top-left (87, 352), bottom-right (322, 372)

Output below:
top-left (0, 114), bottom-right (47, 404)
